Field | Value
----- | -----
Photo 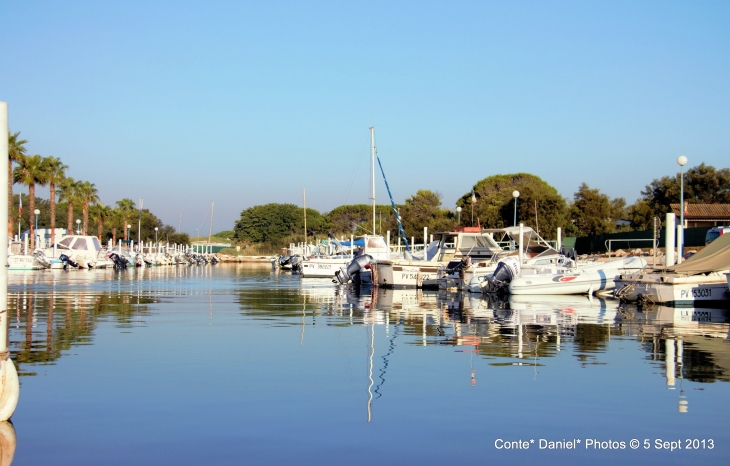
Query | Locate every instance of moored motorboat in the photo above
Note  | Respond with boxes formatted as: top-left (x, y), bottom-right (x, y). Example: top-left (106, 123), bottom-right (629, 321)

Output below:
top-left (614, 233), bottom-right (730, 307)
top-left (508, 256), bottom-right (648, 295)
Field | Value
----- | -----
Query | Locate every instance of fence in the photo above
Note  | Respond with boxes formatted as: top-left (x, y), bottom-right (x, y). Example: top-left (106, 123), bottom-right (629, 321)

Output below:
top-left (563, 226), bottom-right (711, 255)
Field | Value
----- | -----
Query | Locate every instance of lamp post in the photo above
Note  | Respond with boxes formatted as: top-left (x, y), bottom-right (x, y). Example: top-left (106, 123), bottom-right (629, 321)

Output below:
top-left (456, 206), bottom-right (462, 225)
top-left (155, 227), bottom-right (159, 245)
top-left (127, 224), bottom-right (132, 244)
top-left (677, 155), bottom-right (688, 259)
top-left (34, 209), bottom-right (40, 249)
top-left (470, 191), bottom-right (476, 225)
top-left (512, 190), bottom-right (520, 226)
top-left (76, 219), bottom-right (81, 235)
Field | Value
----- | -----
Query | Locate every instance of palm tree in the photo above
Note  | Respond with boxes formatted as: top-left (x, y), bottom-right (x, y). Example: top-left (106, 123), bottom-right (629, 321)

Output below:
top-left (13, 154), bottom-right (50, 249)
top-left (43, 156), bottom-right (67, 246)
top-left (116, 198), bottom-right (136, 241)
top-left (8, 131), bottom-right (27, 236)
top-left (58, 177), bottom-right (81, 233)
top-left (109, 208), bottom-right (124, 244)
top-left (77, 181), bottom-right (99, 235)
top-left (90, 203), bottom-right (112, 242)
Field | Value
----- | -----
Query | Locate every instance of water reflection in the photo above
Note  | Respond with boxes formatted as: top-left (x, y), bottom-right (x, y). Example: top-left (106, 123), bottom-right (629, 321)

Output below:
top-left (6, 265), bottom-right (730, 464)
top-left (0, 422), bottom-right (16, 466)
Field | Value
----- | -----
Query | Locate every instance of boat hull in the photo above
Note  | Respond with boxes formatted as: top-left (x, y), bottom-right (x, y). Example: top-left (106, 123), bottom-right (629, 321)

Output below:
top-left (7, 255), bottom-right (45, 270)
top-left (615, 272), bottom-right (730, 306)
top-left (300, 258), bottom-right (351, 278)
top-left (375, 260), bottom-right (442, 289)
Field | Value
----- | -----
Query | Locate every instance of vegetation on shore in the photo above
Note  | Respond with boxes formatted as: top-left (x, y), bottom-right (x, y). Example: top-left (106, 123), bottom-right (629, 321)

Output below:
top-left (232, 165), bottom-right (730, 252)
top-left (8, 130), bottom-right (189, 247)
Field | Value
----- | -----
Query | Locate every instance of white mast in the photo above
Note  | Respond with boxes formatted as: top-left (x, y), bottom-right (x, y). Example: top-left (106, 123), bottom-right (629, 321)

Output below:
top-left (208, 201), bottom-right (214, 244)
top-left (370, 127), bottom-right (376, 235)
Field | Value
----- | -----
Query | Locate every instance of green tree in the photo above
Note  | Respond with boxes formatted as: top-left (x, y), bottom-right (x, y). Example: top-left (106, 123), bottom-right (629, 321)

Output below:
top-left (58, 177), bottom-right (81, 233)
top-left (43, 156), bottom-right (67, 244)
top-left (462, 173), bottom-right (568, 239)
top-left (77, 181), bottom-right (99, 235)
top-left (570, 183), bottom-right (613, 236)
top-left (13, 154), bottom-right (49, 249)
top-left (8, 131), bottom-right (27, 236)
top-left (323, 204), bottom-right (395, 237)
top-left (234, 203), bottom-right (308, 244)
top-left (90, 203), bottom-right (112, 242)
top-left (115, 198), bottom-right (136, 241)
top-left (399, 190), bottom-right (456, 239)
top-left (639, 163), bottom-right (730, 220)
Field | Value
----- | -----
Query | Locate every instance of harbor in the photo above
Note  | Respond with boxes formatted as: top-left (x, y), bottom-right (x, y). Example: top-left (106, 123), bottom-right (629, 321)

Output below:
top-left (7, 264), bottom-right (730, 465)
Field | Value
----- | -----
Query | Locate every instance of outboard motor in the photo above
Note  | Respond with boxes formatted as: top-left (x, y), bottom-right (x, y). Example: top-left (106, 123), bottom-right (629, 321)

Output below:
top-left (107, 252), bottom-right (128, 270)
top-left (485, 256), bottom-right (521, 293)
top-left (333, 254), bottom-right (374, 285)
top-left (59, 254), bottom-right (79, 270)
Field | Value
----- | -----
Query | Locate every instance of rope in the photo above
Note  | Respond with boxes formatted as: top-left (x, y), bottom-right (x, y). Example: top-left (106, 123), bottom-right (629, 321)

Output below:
top-left (375, 154), bottom-right (411, 253)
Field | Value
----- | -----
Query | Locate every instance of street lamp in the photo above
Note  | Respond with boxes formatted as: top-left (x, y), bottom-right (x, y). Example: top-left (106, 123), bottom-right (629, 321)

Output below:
top-left (512, 190), bottom-right (520, 226)
top-left (127, 224), bottom-right (132, 244)
top-left (155, 227), bottom-right (159, 244)
top-left (76, 218), bottom-right (81, 235)
top-left (677, 155), bottom-right (688, 259)
top-left (456, 206), bottom-right (462, 225)
top-left (34, 209), bottom-right (40, 249)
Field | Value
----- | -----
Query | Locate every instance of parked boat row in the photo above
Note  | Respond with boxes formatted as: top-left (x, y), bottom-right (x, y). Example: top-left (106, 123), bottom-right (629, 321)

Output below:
top-left (7, 234), bottom-right (220, 270)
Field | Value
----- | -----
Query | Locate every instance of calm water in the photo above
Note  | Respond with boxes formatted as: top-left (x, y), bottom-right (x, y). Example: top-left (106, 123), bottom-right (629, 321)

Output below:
top-left (5, 264), bottom-right (730, 465)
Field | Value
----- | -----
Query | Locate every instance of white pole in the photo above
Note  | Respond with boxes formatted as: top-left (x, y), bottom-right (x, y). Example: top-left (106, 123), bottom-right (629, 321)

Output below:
top-left (665, 213), bottom-right (676, 266)
top-left (518, 223), bottom-right (524, 264)
top-left (0, 102), bottom-right (19, 421)
top-left (557, 227), bottom-right (562, 251)
top-left (0, 102), bottom-right (8, 352)
top-left (386, 231), bottom-right (390, 252)
top-left (423, 227), bottom-right (427, 260)
top-left (676, 224), bottom-right (683, 264)
top-left (370, 127), bottom-right (376, 235)
top-left (666, 338), bottom-right (676, 387)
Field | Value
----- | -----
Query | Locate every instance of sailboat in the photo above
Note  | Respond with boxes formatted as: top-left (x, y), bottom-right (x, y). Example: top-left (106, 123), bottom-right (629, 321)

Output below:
top-left (332, 128), bottom-right (400, 285)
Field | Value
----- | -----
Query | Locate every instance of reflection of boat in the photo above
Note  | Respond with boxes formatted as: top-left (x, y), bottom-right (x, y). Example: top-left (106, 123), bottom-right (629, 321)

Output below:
top-left (509, 294), bottom-right (618, 324)
top-left (615, 233), bottom-right (730, 306)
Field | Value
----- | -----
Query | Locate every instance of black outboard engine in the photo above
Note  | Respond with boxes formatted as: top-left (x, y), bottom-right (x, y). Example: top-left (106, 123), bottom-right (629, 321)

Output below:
top-left (560, 247), bottom-right (577, 262)
top-left (59, 254), bottom-right (79, 270)
top-left (485, 257), bottom-right (520, 293)
top-left (107, 252), bottom-right (128, 270)
top-left (333, 254), bottom-right (374, 285)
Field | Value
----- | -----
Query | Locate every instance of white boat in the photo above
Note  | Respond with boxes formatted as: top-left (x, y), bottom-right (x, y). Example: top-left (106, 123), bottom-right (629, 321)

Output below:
top-left (44, 235), bottom-right (114, 269)
top-left (614, 232), bottom-right (730, 306)
top-left (508, 256), bottom-right (648, 295)
top-left (332, 235), bottom-right (398, 285)
top-left (299, 236), bottom-right (358, 278)
top-left (7, 253), bottom-right (46, 270)
top-left (376, 227), bottom-right (505, 289)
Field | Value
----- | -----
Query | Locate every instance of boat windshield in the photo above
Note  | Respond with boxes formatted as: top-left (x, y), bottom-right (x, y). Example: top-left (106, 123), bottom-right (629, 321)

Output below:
top-left (57, 237), bottom-right (73, 249)
top-left (459, 235), bottom-right (499, 249)
top-left (71, 238), bottom-right (87, 250)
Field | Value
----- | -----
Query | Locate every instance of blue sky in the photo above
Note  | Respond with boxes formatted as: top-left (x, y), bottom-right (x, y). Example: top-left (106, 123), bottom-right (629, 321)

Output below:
top-left (2, 1), bottom-right (728, 234)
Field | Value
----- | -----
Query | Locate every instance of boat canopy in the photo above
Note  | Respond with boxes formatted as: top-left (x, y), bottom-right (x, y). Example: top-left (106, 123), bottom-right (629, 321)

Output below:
top-left (664, 232), bottom-right (730, 275)
top-left (339, 238), bottom-right (365, 247)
